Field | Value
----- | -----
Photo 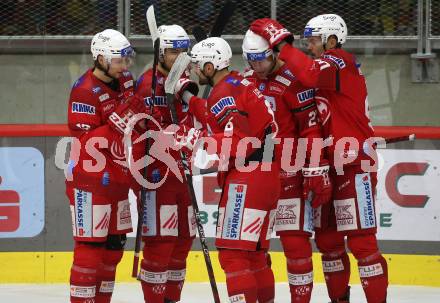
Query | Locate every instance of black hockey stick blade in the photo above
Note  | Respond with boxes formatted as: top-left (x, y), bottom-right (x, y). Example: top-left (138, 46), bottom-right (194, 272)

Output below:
top-left (192, 26), bottom-right (208, 42)
top-left (210, 0), bottom-right (237, 37)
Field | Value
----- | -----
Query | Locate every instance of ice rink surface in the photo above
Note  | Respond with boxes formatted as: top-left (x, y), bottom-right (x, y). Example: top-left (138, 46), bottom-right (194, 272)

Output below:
top-left (1, 283), bottom-right (439, 302)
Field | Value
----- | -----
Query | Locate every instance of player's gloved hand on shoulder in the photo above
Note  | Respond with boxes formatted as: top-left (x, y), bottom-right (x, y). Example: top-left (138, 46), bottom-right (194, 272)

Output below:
top-left (174, 78), bottom-right (199, 102)
top-left (302, 161), bottom-right (332, 208)
top-left (108, 94), bottom-right (146, 134)
top-left (250, 18), bottom-right (294, 49)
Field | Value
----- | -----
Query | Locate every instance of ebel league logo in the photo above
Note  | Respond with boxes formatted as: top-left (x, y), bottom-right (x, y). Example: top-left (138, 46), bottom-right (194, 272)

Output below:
top-left (0, 147), bottom-right (44, 238)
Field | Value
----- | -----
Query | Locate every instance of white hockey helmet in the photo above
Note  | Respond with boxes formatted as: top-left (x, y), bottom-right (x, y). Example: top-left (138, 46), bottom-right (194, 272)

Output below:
top-left (304, 14), bottom-right (347, 45)
top-left (91, 29), bottom-right (135, 63)
top-left (190, 37), bottom-right (232, 71)
top-left (157, 24), bottom-right (190, 60)
top-left (242, 29), bottom-right (273, 62)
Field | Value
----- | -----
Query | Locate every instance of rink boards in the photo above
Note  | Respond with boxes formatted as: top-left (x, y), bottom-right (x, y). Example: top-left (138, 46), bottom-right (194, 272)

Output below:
top-left (0, 251), bottom-right (439, 286)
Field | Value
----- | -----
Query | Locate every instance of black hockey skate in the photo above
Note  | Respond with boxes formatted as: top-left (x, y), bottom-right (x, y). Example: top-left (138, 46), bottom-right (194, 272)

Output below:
top-left (330, 286), bottom-right (350, 303)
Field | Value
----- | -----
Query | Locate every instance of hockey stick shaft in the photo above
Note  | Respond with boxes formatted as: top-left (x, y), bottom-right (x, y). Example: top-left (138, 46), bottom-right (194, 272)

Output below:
top-left (384, 134), bottom-right (415, 144)
top-left (164, 53), bottom-right (220, 303)
top-left (167, 92), bottom-right (221, 303)
top-left (133, 6), bottom-right (161, 278)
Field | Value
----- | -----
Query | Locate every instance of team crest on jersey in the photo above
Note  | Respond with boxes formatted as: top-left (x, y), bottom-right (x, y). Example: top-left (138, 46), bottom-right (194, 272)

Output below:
top-left (323, 54), bottom-right (346, 69)
top-left (92, 86), bottom-right (102, 94)
top-left (297, 89), bottom-right (315, 103)
top-left (240, 78), bottom-right (251, 86)
top-left (210, 96), bottom-right (236, 116)
top-left (258, 83), bottom-right (266, 91)
top-left (145, 96), bottom-right (167, 107)
top-left (72, 102), bottom-right (96, 115)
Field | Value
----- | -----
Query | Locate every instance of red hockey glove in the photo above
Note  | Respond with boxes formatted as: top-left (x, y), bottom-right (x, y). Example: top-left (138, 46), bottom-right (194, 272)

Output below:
top-left (174, 78), bottom-right (199, 100)
top-left (302, 162), bottom-right (332, 208)
top-left (108, 95), bottom-right (146, 134)
top-left (164, 124), bottom-right (206, 152)
top-left (250, 18), bottom-right (293, 49)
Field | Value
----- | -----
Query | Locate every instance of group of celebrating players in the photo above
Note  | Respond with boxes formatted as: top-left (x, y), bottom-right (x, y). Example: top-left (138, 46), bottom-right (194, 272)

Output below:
top-left (65, 11), bottom-right (388, 303)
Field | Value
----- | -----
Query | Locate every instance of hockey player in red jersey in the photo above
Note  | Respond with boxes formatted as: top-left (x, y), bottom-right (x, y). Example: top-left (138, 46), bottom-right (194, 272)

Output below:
top-left (179, 36), bottom-right (280, 303)
top-left (66, 29), bottom-right (146, 303)
top-left (251, 15), bottom-right (388, 303)
top-left (135, 24), bottom-right (204, 303)
top-left (241, 29), bottom-right (331, 303)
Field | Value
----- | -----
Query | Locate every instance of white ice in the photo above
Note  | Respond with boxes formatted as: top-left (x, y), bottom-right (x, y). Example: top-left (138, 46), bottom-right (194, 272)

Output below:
top-left (1, 283), bottom-right (439, 302)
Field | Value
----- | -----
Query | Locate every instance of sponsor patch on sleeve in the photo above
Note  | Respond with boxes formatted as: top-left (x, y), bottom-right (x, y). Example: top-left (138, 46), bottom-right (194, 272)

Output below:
top-left (72, 102), bottom-right (96, 115)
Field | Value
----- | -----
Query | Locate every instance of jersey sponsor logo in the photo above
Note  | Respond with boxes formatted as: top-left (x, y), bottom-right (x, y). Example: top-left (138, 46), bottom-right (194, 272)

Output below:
top-left (117, 199), bottom-right (131, 231)
top-left (145, 96), bottom-right (167, 107)
top-left (229, 294), bottom-right (246, 303)
top-left (240, 78), bottom-right (251, 86)
top-left (242, 69), bottom-right (254, 77)
top-left (225, 77), bottom-right (240, 86)
top-left (102, 103), bottom-right (115, 113)
top-left (70, 285), bottom-right (95, 298)
top-left (99, 281), bottom-right (115, 293)
top-left (356, 173), bottom-right (376, 229)
top-left (297, 89), bottom-right (315, 103)
top-left (283, 68), bottom-right (296, 79)
top-left (160, 205), bottom-right (178, 236)
top-left (253, 88), bottom-right (264, 99)
top-left (210, 96), bottom-right (236, 116)
top-left (75, 123), bottom-right (91, 131)
top-left (142, 191), bottom-right (157, 236)
top-left (167, 269), bottom-right (186, 281)
top-left (288, 271), bottom-right (313, 286)
top-left (74, 189), bottom-right (92, 237)
top-left (123, 79), bottom-right (134, 88)
top-left (122, 71), bottom-right (132, 77)
top-left (274, 198), bottom-right (299, 232)
top-left (323, 54), bottom-right (346, 69)
top-left (99, 93), bottom-right (110, 102)
top-left (92, 86), bottom-right (102, 94)
top-left (94, 211), bottom-right (110, 231)
top-left (241, 208), bottom-right (266, 242)
top-left (223, 184), bottom-right (247, 240)
top-left (269, 83), bottom-right (284, 94)
top-left (358, 263), bottom-right (384, 278)
top-left (258, 83), bottom-right (266, 91)
top-left (72, 102), bottom-right (96, 115)
top-left (334, 198), bottom-right (358, 231)
top-left (322, 259), bottom-right (345, 273)
top-left (264, 95), bottom-right (276, 111)
top-left (275, 75), bottom-right (291, 86)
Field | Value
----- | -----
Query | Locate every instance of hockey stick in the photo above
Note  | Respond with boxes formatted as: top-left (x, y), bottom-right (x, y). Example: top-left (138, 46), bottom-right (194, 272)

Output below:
top-left (165, 53), bottom-right (221, 303)
top-left (376, 133), bottom-right (416, 147)
top-left (132, 5), bottom-right (160, 278)
top-left (192, 1), bottom-right (238, 99)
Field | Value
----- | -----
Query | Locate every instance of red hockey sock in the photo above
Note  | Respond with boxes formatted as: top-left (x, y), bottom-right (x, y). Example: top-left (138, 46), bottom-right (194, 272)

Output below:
top-left (348, 234), bottom-right (388, 303)
top-left (219, 249), bottom-right (258, 303)
top-left (165, 238), bottom-right (193, 302)
top-left (95, 249), bottom-right (123, 303)
top-left (249, 250), bottom-right (275, 303)
top-left (281, 235), bottom-right (313, 303)
top-left (140, 240), bottom-right (175, 303)
top-left (321, 252), bottom-right (351, 300)
top-left (70, 242), bottom-right (104, 303)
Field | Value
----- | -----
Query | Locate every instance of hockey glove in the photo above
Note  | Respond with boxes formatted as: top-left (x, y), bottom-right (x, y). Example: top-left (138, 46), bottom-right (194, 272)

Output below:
top-left (174, 78), bottom-right (199, 101)
top-left (250, 18), bottom-right (294, 49)
top-left (302, 161), bottom-right (332, 208)
top-left (108, 95), bottom-right (146, 134)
